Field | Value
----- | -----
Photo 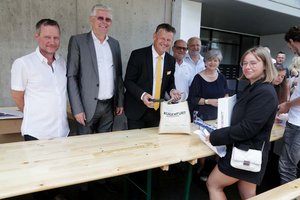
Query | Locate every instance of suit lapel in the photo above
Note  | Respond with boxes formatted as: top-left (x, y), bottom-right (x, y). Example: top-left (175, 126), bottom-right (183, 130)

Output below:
top-left (107, 37), bottom-right (116, 67)
top-left (87, 32), bottom-right (99, 75)
top-left (146, 46), bottom-right (154, 89)
top-left (107, 37), bottom-right (117, 80)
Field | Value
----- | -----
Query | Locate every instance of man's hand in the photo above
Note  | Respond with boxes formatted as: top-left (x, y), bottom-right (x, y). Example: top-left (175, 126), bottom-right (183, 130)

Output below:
top-left (170, 89), bottom-right (182, 101)
top-left (115, 107), bottom-right (124, 115)
top-left (74, 112), bottom-right (86, 125)
top-left (278, 102), bottom-right (289, 114)
top-left (142, 93), bottom-right (154, 108)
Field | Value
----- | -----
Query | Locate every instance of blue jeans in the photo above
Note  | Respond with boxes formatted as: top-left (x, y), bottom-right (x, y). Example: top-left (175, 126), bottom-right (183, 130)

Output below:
top-left (278, 121), bottom-right (300, 184)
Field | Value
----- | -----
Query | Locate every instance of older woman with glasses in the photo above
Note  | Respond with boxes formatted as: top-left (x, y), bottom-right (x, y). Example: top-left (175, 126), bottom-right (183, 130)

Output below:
top-left (188, 49), bottom-right (229, 121)
top-left (206, 47), bottom-right (278, 199)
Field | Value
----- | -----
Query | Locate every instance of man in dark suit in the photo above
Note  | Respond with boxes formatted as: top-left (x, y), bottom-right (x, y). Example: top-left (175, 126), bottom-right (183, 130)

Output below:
top-left (124, 23), bottom-right (181, 129)
top-left (67, 4), bottom-right (124, 134)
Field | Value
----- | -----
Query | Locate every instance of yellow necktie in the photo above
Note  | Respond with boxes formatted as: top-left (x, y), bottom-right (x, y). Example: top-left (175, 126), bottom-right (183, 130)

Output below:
top-left (154, 56), bottom-right (162, 110)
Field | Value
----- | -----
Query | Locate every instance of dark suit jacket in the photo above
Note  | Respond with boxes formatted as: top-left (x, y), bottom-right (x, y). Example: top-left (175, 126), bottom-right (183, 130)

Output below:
top-left (124, 45), bottom-right (176, 120)
top-left (66, 32), bottom-right (124, 123)
top-left (210, 80), bottom-right (278, 184)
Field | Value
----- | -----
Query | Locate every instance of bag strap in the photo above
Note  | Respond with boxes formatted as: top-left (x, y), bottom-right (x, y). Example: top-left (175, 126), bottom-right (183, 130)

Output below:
top-left (232, 141), bottom-right (265, 151)
top-left (261, 141), bottom-right (265, 151)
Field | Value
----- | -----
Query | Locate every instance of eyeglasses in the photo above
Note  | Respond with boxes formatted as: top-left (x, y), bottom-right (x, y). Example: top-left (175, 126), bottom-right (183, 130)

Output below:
top-left (96, 16), bottom-right (112, 23)
top-left (240, 61), bottom-right (260, 68)
top-left (174, 46), bottom-right (187, 51)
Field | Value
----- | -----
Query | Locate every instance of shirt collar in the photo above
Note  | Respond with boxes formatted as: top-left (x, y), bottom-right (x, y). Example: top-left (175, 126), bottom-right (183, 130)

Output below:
top-left (152, 45), bottom-right (165, 59)
top-left (92, 31), bottom-right (109, 44)
top-left (35, 47), bottom-right (60, 63)
top-left (176, 60), bottom-right (187, 67)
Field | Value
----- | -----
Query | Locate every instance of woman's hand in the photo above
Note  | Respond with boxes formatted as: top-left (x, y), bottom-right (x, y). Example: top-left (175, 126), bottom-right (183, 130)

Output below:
top-left (207, 99), bottom-right (218, 107)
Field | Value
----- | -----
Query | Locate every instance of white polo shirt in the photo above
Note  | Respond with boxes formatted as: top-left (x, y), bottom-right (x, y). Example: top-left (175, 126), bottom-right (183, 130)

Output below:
top-left (11, 47), bottom-right (69, 139)
top-left (174, 60), bottom-right (195, 100)
top-left (184, 53), bottom-right (205, 74)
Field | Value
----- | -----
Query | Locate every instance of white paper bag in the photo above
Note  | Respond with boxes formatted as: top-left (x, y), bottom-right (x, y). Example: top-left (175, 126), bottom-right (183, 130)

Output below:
top-left (217, 95), bottom-right (236, 128)
top-left (159, 101), bottom-right (191, 134)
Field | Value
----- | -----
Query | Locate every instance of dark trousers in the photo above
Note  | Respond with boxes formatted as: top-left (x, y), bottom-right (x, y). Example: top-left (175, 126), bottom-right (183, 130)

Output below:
top-left (77, 99), bottom-right (114, 134)
top-left (127, 108), bottom-right (160, 129)
top-left (24, 134), bottom-right (38, 141)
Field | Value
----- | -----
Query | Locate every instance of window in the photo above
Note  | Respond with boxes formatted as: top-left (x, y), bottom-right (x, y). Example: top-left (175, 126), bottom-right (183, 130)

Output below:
top-left (200, 28), bottom-right (260, 94)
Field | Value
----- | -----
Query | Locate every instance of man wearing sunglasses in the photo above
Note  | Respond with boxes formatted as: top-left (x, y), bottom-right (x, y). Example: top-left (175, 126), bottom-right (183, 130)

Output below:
top-left (67, 4), bottom-right (124, 135)
top-left (172, 39), bottom-right (194, 100)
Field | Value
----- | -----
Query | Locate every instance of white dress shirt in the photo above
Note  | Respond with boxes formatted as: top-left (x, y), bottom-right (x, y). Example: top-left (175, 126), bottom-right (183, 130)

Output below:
top-left (92, 31), bottom-right (114, 100)
top-left (152, 45), bottom-right (165, 97)
top-left (174, 60), bottom-right (195, 100)
top-left (11, 47), bottom-right (69, 139)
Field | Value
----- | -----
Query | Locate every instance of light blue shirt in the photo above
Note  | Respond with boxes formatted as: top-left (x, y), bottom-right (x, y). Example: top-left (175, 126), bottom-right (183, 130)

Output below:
top-left (184, 53), bottom-right (205, 75)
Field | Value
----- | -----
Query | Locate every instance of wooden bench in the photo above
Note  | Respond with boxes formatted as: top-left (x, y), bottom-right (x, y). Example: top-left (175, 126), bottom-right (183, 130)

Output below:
top-left (249, 178), bottom-right (300, 200)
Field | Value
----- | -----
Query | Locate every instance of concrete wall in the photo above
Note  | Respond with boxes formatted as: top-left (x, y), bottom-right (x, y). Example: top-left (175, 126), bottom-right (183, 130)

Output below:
top-left (0, 0), bottom-right (176, 107)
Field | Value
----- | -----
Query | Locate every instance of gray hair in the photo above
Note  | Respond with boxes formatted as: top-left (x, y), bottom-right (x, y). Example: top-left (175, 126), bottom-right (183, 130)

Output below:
top-left (187, 37), bottom-right (201, 46)
top-left (90, 4), bottom-right (112, 17)
top-left (204, 49), bottom-right (223, 62)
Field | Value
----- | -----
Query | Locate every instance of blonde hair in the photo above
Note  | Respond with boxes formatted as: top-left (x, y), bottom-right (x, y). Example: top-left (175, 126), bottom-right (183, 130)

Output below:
top-left (240, 46), bottom-right (277, 83)
top-left (290, 56), bottom-right (300, 70)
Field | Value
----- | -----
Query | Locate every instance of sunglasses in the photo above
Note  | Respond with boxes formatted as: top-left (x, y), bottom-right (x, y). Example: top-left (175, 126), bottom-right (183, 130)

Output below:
top-left (174, 46), bottom-right (187, 51)
top-left (96, 16), bottom-right (112, 23)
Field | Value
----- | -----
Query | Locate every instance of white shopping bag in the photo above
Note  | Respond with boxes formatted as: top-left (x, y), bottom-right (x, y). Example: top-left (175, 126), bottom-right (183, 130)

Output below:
top-left (159, 101), bottom-right (191, 134)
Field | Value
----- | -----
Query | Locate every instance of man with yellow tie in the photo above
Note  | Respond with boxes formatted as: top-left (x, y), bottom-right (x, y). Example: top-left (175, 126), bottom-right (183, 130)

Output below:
top-left (124, 23), bottom-right (182, 129)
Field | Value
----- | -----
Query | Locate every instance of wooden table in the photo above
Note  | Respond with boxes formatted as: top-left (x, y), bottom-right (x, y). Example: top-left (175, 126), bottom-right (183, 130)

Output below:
top-left (0, 106), bottom-right (74, 144)
top-left (0, 107), bottom-right (23, 143)
top-left (0, 123), bottom-right (285, 199)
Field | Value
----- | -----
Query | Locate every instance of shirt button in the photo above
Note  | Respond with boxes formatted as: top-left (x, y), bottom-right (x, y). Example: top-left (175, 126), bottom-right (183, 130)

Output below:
top-left (96, 83), bottom-right (99, 87)
top-left (94, 98), bottom-right (97, 100)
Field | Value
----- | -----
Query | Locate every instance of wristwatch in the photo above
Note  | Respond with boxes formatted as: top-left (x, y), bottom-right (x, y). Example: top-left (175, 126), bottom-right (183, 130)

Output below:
top-left (204, 99), bottom-right (209, 105)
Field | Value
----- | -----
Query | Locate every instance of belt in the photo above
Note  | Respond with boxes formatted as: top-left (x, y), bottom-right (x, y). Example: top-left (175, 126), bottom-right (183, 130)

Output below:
top-left (287, 121), bottom-right (300, 129)
top-left (98, 98), bottom-right (113, 103)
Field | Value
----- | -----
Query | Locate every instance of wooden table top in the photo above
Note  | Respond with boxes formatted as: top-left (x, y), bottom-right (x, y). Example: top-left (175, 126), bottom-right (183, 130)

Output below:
top-left (0, 122), bottom-right (285, 199)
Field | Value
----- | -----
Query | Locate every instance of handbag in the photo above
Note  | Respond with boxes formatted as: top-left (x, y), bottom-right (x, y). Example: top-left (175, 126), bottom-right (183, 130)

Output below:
top-left (159, 100), bottom-right (191, 134)
top-left (230, 142), bottom-right (265, 172)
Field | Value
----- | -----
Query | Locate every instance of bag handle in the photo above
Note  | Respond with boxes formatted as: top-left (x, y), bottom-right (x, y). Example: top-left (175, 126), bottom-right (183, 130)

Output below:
top-left (167, 97), bottom-right (186, 104)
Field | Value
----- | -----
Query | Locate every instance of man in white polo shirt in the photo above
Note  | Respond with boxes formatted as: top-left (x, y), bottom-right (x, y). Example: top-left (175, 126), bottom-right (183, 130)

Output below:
top-left (11, 18), bottom-right (69, 141)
